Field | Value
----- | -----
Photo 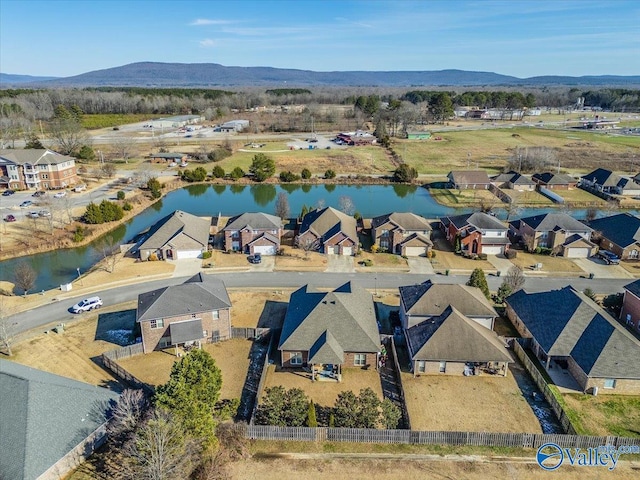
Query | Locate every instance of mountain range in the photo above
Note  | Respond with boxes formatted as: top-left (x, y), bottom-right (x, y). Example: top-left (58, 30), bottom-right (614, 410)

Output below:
top-left (2, 62), bottom-right (639, 87)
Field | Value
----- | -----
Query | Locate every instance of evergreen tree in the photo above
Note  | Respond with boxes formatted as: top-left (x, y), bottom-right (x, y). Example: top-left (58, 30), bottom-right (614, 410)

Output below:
top-left (306, 400), bottom-right (318, 427)
top-left (212, 165), bottom-right (225, 178)
top-left (301, 168), bottom-right (312, 180)
top-left (467, 268), bottom-right (491, 300)
top-left (249, 153), bottom-right (275, 182)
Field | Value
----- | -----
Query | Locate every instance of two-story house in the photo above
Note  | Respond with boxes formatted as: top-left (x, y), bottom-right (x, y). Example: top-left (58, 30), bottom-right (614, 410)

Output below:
top-left (297, 206), bottom-right (358, 256)
top-left (370, 212), bottom-right (432, 257)
top-left (440, 212), bottom-right (509, 255)
top-left (0, 149), bottom-right (78, 191)
top-left (620, 279), bottom-right (640, 333)
top-left (580, 168), bottom-right (640, 196)
top-left (509, 213), bottom-right (596, 257)
top-left (588, 213), bottom-right (640, 260)
top-left (223, 212), bottom-right (282, 255)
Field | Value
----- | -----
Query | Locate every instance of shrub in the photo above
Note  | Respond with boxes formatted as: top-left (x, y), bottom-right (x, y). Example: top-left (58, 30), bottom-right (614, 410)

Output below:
top-left (212, 165), bottom-right (225, 178)
top-left (72, 225), bottom-right (87, 243)
top-left (202, 251), bottom-right (212, 259)
top-left (181, 166), bottom-right (208, 182)
top-left (230, 166), bottom-right (245, 180)
top-left (301, 168), bottom-right (312, 179)
top-left (208, 146), bottom-right (233, 162)
top-left (279, 170), bottom-right (300, 182)
top-left (116, 190), bottom-right (125, 200)
top-left (122, 202), bottom-right (133, 211)
top-left (324, 169), bottom-right (336, 179)
top-left (371, 244), bottom-right (380, 254)
top-left (393, 164), bottom-right (418, 182)
top-left (478, 253), bottom-right (488, 260)
top-left (360, 258), bottom-right (373, 267)
top-left (249, 153), bottom-right (275, 182)
top-left (429, 250), bottom-right (436, 258)
top-left (505, 249), bottom-right (517, 259)
top-left (83, 200), bottom-right (124, 224)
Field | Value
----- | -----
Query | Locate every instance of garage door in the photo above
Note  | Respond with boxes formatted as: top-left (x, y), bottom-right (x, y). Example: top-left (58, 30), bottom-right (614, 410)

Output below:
top-left (404, 246), bottom-right (427, 257)
top-left (566, 247), bottom-right (590, 258)
top-left (482, 246), bottom-right (503, 255)
top-left (342, 246), bottom-right (353, 256)
top-left (325, 245), bottom-right (338, 254)
top-left (176, 250), bottom-right (202, 259)
top-left (253, 245), bottom-right (276, 255)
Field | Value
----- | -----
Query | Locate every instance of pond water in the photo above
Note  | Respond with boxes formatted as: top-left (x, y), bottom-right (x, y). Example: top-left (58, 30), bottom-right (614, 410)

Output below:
top-left (0, 183), bottom-right (607, 291)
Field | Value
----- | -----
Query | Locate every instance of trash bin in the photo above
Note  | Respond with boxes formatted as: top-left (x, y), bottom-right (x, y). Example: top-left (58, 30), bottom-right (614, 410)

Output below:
top-left (496, 271), bottom-right (501, 277)
top-left (589, 273), bottom-right (595, 279)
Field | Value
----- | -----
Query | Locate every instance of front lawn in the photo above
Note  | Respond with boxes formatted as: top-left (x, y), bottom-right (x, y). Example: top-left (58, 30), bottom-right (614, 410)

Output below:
top-left (356, 251), bottom-right (409, 271)
top-left (508, 251), bottom-right (586, 274)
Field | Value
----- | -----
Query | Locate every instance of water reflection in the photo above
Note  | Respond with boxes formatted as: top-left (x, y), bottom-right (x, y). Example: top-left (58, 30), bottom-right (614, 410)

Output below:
top-left (250, 184), bottom-right (277, 206)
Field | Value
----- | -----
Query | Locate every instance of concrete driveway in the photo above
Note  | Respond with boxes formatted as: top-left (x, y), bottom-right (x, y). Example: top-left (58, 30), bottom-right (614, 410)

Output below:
top-left (326, 254), bottom-right (355, 273)
top-left (486, 254), bottom-right (514, 275)
top-left (248, 256), bottom-right (275, 272)
top-left (170, 258), bottom-right (203, 278)
top-left (407, 257), bottom-right (435, 274)
top-left (572, 257), bottom-right (633, 279)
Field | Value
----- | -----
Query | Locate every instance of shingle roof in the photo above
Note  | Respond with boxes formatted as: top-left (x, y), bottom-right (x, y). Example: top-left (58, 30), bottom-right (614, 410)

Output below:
top-left (588, 213), bottom-right (640, 248)
top-left (0, 149), bottom-right (75, 166)
top-left (137, 273), bottom-right (231, 322)
top-left (448, 170), bottom-right (492, 185)
top-left (514, 213), bottom-right (593, 233)
top-left (279, 282), bottom-right (379, 357)
top-left (624, 278), bottom-right (640, 298)
top-left (506, 287), bottom-right (640, 379)
top-left (580, 168), bottom-right (640, 191)
top-left (223, 212), bottom-right (281, 231)
top-left (170, 319), bottom-right (204, 345)
top-left (400, 280), bottom-right (497, 318)
top-left (397, 232), bottom-right (433, 247)
top-left (139, 210), bottom-right (210, 251)
top-left (441, 212), bottom-right (507, 231)
top-left (491, 171), bottom-right (535, 186)
top-left (308, 330), bottom-right (344, 365)
top-left (406, 306), bottom-right (511, 363)
top-left (299, 207), bottom-right (357, 242)
top-left (0, 360), bottom-right (119, 480)
top-left (532, 172), bottom-right (576, 185)
top-left (371, 212), bottom-right (432, 231)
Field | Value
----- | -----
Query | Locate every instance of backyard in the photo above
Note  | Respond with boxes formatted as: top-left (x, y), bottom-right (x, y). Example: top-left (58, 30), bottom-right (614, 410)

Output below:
top-left (562, 394), bottom-right (640, 438)
top-left (428, 187), bottom-right (500, 208)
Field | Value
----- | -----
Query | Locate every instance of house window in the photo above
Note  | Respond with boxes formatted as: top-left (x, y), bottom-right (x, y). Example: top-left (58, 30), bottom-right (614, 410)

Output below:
top-left (417, 361), bottom-right (426, 373)
top-left (627, 314), bottom-right (633, 326)
top-left (603, 379), bottom-right (616, 389)
top-left (354, 354), bottom-right (366, 366)
top-left (159, 336), bottom-right (171, 348)
top-left (212, 310), bottom-right (219, 320)
top-left (150, 319), bottom-right (164, 329)
top-left (203, 330), bottom-right (208, 338)
top-left (41, 174), bottom-right (48, 179)
top-left (290, 352), bottom-right (302, 365)
top-left (439, 361), bottom-right (446, 373)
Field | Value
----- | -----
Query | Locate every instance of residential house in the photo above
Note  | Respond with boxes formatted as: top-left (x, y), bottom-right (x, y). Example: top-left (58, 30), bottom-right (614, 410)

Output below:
top-left (370, 212), bottom-right (432, 256)
top-left (531, 172), bottom-right (577, 190)
top-left (0, 359), bottom-right (119, 480)
top-left (405, 306), bottom-right (511, 376)
top-left (399, 280), bottom-right (498, 330)
top-left (580, 168), bottom-right (640, 196)
top-left (278, 282), bottom-right (380, 380)
top-left (491, 171), bottom-right (536, 191)
top-left (149, 152), bottom-right (189, 164)
top-left (136, 273), bottom-right (231, 353)
top-left (223, 212), bottom-right (282, 255)
top-left (506, 286), bottom-right (640, 394)
top-left (440, 212), bottom-right (509, 255)
top-left (298, 206), bottom-right (358, 255)
top-left (0, 149), bottom-right (78, 190)
top-left (588, 213), bottom-right (640, 260)
top-left (447, 170), bottom-right (492, 190)
top-left (509, 213), bottom-right (596, 257)
top-left (137, 210), bottom-right (210, 261)
top-left (621, 279), bottom-right (640, 333)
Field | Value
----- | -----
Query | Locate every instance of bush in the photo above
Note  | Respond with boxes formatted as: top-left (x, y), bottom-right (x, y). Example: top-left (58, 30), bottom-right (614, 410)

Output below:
top-left (393, 164), bottom-right (418, 183)
top-left (429, 250), bottom-right (436, 259)
top-left (122, 201), bottom-right (133, 211)
top-left (202, 251), bottom-right (212, 259)
top-left (208, 146), bottom-right (233, 162)
top-left (83, 200), bottom-right (124, 224)
top-left (478, 253), bottom-right (488, 260)
top-left (505, 249), bottom-right (517, 259)
top-left (324, 169), bottom-right (336, 179)
top-left (181, 166), bottom-right (208, 182)
top-left (212, 165), bottom-right (225, 178)
top-left (72, 225), bottom-right (87, 243)
top-left (360, 258), bottom-right (373, 267)
top-left (230, 167), bottom-right (245, 180)
top-left (116, 190), bottom-right (125, 200)
top-left (301, 168), bottom-right (312, 179)
top-left (279, 170), bottom-right (300, 182)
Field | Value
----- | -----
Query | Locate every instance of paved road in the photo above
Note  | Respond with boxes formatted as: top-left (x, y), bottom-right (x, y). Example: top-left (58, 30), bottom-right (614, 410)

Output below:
top-left (8, 271), bottom-right (630, 335)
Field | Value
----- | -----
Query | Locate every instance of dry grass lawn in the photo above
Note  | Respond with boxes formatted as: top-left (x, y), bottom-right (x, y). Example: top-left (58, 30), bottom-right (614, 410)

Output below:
top-left (356, 251), bottom-right (409, 272)
top-left (262, 364), bottom-right (383, 409)
top-left (428, 188), bottom-right (500, 207)
top-left (211, 249), bottom-right (253, 268)
top-left (553, 188), bottom-right (609, 206)
top-left (562, 394), bottom-right (640, 438)
top-left (228, 289), bottom-right (291, 328)
top-left (618, 260), bottom-right (640, 276)
top-left (402, 372), bottom-right (542, 433)
top-left (275, 245), bottom-right (327, 270)
top-left (506, 189), bottom-right (554, 206)
top-left (430, 250), bottom-right (495, 272)
top-left (508, 252), bottom-right (586, 274)
top-left (117, 339), bottom-right (253, 399)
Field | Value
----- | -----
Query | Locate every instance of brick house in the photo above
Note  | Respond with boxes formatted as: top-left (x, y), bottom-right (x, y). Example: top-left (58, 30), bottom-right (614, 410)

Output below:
top-left (506, 286), bottom-right (640, 394)
top-left (490, 171), bottom-right (536, 191)
top-left (447, 170), bottom-right (492, 190)
top-left (223, 212), bottom-right (282, 255)
top-left (588, 213), bottom-right (640, 260)
top-left (370, 212), bottom-right (432, 256)
top-left (278, 282), bottom-right (380, 380)
top-left (136, 273), bottom-right (231, 353)
top-left (531, 172), bottom-right (577, 190)
top-left (137, 210), bottom-right (210, 261)
top-left (580, 168), bottom-right (640, 196)
top-left (0, 149), bottom-right (78, 191)
top-left (440, 212), bottom-right (509, 255)
top-left (620, 279), bottom-right (640, 334)
top-left (297, 206), bottom-right (358, 256)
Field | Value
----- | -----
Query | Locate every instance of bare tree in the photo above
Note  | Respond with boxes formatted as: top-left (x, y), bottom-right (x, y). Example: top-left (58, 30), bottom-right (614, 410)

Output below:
top-left (295, 236), bottom-right (321, 258)
top-left (49, 118), bottom-right (89, 155)
top-left (585, 207), bottom-right (598, 223)
top-left (0, 297), bottom-right (16, 356)
top-left (338, 196), bottom-right (355, 216)
top-left (13, 262), bottom-right (37, 296)
top-left (96, 236), bottom-right (123, 273)
top-left (101, 162), bottom-right (117, 178)
top-left (112, 136), bottom-right (136, 163)
top-left (274, 192), bottom-right (290, 220)
top-left (109, 389), bottom-right (149, 438)
top-left (504, 265), bottom-right (526, 292)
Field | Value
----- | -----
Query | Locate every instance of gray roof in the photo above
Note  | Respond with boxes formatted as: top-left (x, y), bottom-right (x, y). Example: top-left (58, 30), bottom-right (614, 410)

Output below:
top-left (406, 306), bottom-right (511, 363)
top-left (0, 360), bottom-right (119, 480)
top-left (532, 172), bottom-right (576, 185)
top-left (506, 287), bottom-right (640, 379)
top-left (448, 170), bottom-right (492, 185)
top-left (491, 171), bottom-right (535, 186)
top-left (624, 278), bottom-right (640, 298)
top-left (371, 212), bottom-right (432, 232)
top-left (441, 212), bottom-right (507, 232)
top-left (279, 282), bottom-right (379, 357)
top-left (308, 330), bottom-right (344, 365)
top-left (581, 168), bottom-right (640, 191)
top-left (400, 280), bottom-right (497, 318)
top-left (0, 149), bottom-right (75, 166)
top-left (223, 212), bottom-right (281, 231)
top-left (170, 319), bottom-right (204, 345)
top-left (299, 207), bottom-right (357, 243)
top-left (149, 152), bottom-right (186, 159)
top-left (139, 210), bottom-right (210, 251)
top-left (513, 213), bottom-right (593, 233)
top-left (137, 273), bottom-right (231, 322)
top-left (588, 213), bottom-right (640, 249)
top-left (397, 232), bottom-right (433, 247)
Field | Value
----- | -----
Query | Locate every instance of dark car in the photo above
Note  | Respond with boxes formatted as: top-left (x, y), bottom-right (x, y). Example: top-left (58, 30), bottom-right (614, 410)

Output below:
top-left (20, 200), bottom-right (33, 208)
top-left (596, 250), bottom-right (620, 265)
top-left (4, 214), bottom-right (16, 222)
top-left (247, 253), bottom-right (262, 264)
top-left (32, 191), bottom-right (45, 197)
top-left (2, 190), bottom-right (15, 196)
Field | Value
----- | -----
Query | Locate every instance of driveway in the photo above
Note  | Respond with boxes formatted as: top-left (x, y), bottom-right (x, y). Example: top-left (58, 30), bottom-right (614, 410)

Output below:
top-left (486, 254), bottom-right (515, 275)
top-left (325, 254), bottom-right (355, 273)
top-left (572, 257), bottom-right (634, 279)
top-left (170, 258), bottom-right (202, 278)
top-left (407, 257), bottom-right (435, 274)
top-left (248, 256), bottom-right (275, 272)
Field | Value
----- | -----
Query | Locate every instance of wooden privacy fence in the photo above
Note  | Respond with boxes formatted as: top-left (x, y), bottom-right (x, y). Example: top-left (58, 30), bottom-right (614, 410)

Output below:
top-left (232, 327), bottom-right (270, 340)
top-left (101, 344), bottom-right (153, 395)
top-left (387, 336), bottom-right (412, 429)
top-left (102, 343), bottom-right (143, 361)
top-left (249, 331), bottom-right (277, 425)
top-left (238, 424), bottom-right (640, 449)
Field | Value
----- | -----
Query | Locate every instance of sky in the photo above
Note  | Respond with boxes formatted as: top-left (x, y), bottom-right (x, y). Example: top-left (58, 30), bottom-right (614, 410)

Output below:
top-left (1, 0), bottom-right (638, 78)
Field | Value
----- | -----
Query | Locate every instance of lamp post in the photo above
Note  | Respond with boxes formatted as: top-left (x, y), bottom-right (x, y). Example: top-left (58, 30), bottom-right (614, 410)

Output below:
top-left (374, 276), bottom-right (378, 297)
top-left (77, 267), bottom-right (83, 286)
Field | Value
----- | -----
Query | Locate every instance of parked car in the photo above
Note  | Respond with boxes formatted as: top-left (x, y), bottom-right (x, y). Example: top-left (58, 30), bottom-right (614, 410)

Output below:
top-left (53, 191), bottom-right (67, 198)
top-left (247, 253), bottom-right (262, 264)
top-left (180, 162), bottom-right (189, 167)
top-left (71, 296), bottom-right (103, 313)
top-left (32, 191), bottom-right (45, 197)
top-left (4, 214), bottom-right (16, 222)
top-left (2, 189), bottom-right (15, 196)
top-left (28, 211), bottom-right (40, 219)
top-left (596, 250), bottom-right (620, 265)
top-left (168, 162), bottom-right (177, 167)
top-left (74, 184), bottom-right (87, 192)
top-left (38, 210), bottom-right (51, 217)
top-left (20, 200), bottom-right (33, 207)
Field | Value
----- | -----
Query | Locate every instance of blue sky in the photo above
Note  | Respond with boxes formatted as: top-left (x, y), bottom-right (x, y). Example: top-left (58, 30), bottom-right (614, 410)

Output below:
top-left (1, 0), bottom-right (638, 77)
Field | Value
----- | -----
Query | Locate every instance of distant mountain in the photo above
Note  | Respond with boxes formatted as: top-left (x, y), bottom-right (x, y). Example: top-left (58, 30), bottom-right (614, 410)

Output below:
top-left (4, 62), bottom-right (639, 87)
top-left (0, 73), bottom-right (59, 85)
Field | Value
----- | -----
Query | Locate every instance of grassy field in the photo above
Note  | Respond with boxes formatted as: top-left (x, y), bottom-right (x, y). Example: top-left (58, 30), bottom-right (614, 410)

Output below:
top-left (562, 394), bottom-right (640, 437)
top-left (275, 245), bottom-right (328, 270)
top-left (356, 251), bottom-right (409, 271)
top-left (428, 188), bottom-right (501, 207)
top-left (554, 188), bottom-right (609, 206)
top-left (506, 189), bottom-right (554, 206)
top-left (508, 252), bottom-right (586, 274)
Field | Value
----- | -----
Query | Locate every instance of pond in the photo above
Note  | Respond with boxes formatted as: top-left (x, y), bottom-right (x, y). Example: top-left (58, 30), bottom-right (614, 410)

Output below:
top-left (0, 183), bottom-right (602, 291)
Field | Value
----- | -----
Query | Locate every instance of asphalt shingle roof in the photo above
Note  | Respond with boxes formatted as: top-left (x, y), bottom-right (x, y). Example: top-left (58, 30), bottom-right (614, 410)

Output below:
top-left (137, 273), bottom-right (231, 322)
top-left (514, 213), bottom-right (593, 233)
top-left (532, 172), bottom-right (576, 185)
top-left (0, 149), bottom-right (75, 166)
top-left (441, 212), bottom-right (507, 231)
top-left (299, 207), bottom-right (357, 243)
top-left (624, 278), bottom-right (640, 298)
top-left (308, 330), bottom-right (344, 365)
top-left (588, 213), bottom-right (640, 248)
top-left (223, 212), bottom-right (281, 231)
top-left (371, 212), bottom-right (432, 231)
top-left (170, 319), bottom-right (204, 345)
top-left (448, 170), bottom-right (492, 185)
top-left (0, 360), bottom-right (119, 480)
top-left (138, 210), bottom-right (209, 251)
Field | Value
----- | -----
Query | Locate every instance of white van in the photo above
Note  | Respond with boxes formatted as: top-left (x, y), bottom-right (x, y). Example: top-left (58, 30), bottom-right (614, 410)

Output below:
top-left (71, 296), bottom-right (103, 313)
